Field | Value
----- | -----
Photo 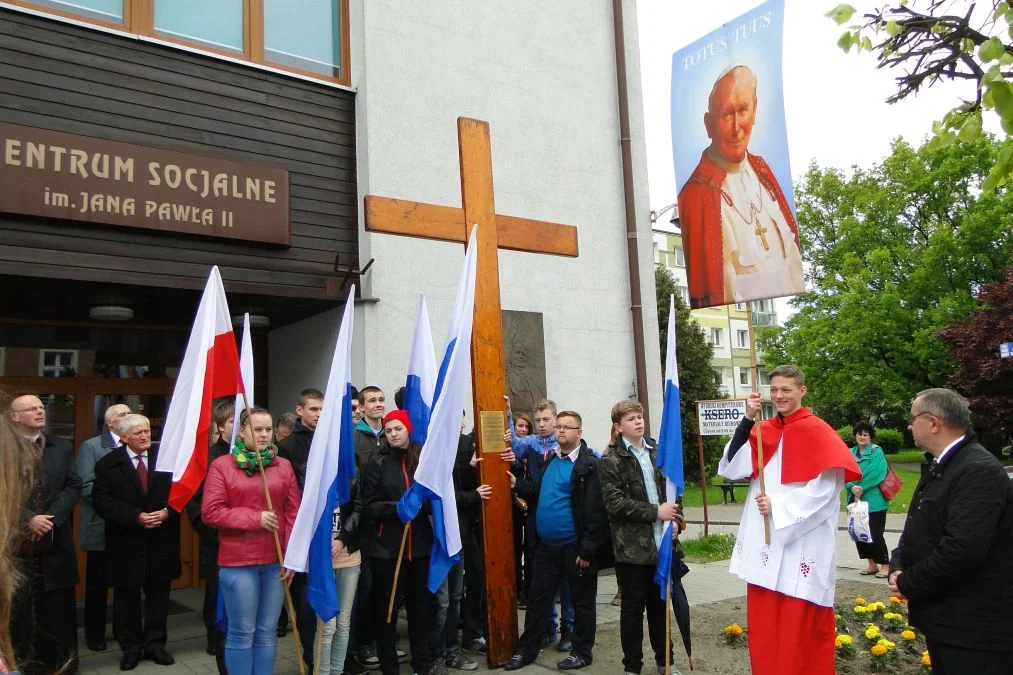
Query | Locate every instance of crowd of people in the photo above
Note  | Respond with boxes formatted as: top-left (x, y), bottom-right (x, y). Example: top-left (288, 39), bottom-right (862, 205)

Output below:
top-left (1, 366), bottom-right (1011, 675)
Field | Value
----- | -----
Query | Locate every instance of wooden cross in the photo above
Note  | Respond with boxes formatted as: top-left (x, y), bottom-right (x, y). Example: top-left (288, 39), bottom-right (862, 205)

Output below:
top-left (364, 117), bottom-right (579, 666)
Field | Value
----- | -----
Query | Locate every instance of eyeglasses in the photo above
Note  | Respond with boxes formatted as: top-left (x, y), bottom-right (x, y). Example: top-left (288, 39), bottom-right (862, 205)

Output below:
top-left (908, 411), bottom-right (933, 424)
top-left (11, 405), bottom-right (45, 414)
top-left (553, 425), bottom-right (581, 431)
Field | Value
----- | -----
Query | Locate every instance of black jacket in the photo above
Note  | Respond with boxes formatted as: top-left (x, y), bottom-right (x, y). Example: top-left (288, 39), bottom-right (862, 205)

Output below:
top-left (353, 420), bottom-right (386, 471)
top-left (278, 420), bottom-right (313, 491)
top-left (336, 475), bottom-right (364, 554)
top-left (361, 444), bottom-right (433, 560)
top-left (93, 446), bottom-right (181, 587)
top-left (453, 433), bottom-right (483, 542)
top-left (890, 435), bottom-right (1013, 652)
top-left (184, 437), bottom-right (231, 547)
top-left (20, 433), bottom-right (81, 591)
top-left (514, 440), bottom-right (609, 566)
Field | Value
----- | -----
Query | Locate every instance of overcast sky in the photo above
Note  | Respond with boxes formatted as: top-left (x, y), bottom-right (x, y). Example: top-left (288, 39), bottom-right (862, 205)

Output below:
top-left (636, 0), bottom-right (974, 210)
top-left (635, 0), bottom-right (978, 318)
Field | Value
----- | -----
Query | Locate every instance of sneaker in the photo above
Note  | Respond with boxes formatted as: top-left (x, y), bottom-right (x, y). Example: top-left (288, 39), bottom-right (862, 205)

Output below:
top-left (516, 595), bottom-right (527, 610)
top-left (445, 651), bottom-right (478, 671)
top-left (343, 656), bottom-right (370, 675)
top-left (556, 632), bottom-right (572, 652)
top-left (397, 649), bottom-right (409, 663)
top-left (428, 662), bottom-right (448, 675)
top-left (357, 645), bottom-right (378, 668)
top-left (463, 637), bottom-right (487, 654)
top-left (656, 665), bottom-right (682, 675)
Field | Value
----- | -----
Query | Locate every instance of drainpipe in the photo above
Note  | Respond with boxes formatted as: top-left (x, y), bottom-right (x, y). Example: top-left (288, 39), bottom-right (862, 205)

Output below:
top-left (612, 0), bottom-right (652, 428)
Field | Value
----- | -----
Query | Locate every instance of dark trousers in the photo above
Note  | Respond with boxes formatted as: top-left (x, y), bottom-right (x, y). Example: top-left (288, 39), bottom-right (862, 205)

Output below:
top-left (113, 579), bottom-right (170, 657)
top-left (371, 555), bottom-right (432, 675)
top-left (12, 577), bottom-right (78, 675)
top-left (289, 573), bottom-right (318, 667)
top-left (84, 550), bottom-right (110, 646)
top-left (517, 541), bottom-right (597, 663)
top-left (615, 562), bottom-right (673, 674)
top-left (855, 509), bottom-right (889, 564)
top-left (346, 548), bottom-right (375, 666)
top-left (512, 508), bottom-right (526, 596)
top-left (926, 638), bottom-right (1013, 675)
top-left (461, 528), bottom-right (485, 643)
top-left (199, 543), bottom-right (228, 675)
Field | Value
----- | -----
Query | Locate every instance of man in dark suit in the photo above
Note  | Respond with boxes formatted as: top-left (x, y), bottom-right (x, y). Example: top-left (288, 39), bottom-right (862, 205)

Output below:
top-left (890, 388), bottom-right (1013, 675)
top-left (8, 392), bottom-right (82, 675)
top-left (93, 413), bottom-right (181, 671)
top-left (75, 402), bottom-right (131, 652)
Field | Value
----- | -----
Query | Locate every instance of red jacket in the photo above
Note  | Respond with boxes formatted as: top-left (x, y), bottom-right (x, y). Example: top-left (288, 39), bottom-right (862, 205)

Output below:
top-left (201, 453), bottom-right (301, 567)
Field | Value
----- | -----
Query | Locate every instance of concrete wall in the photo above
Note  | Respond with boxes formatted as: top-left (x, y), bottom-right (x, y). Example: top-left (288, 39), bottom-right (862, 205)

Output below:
top-left (341, 0), bottom-right (660, 444)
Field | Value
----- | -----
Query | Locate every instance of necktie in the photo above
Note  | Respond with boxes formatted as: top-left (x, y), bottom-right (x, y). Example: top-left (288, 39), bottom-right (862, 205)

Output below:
top-left (136, 455), bottom-right (148, 494)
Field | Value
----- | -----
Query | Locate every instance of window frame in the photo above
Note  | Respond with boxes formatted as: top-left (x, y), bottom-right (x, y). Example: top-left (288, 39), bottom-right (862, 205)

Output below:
top-left (710, 327), bottom-right (723, 347)
top-left (736, 329), bottom-right (748, 348)
top-left (5, 0), bottom-right (351, 87)
top-left (39, 349), bottom-right (79, 378)
top-left (738, 368), bottom-right (749, 386)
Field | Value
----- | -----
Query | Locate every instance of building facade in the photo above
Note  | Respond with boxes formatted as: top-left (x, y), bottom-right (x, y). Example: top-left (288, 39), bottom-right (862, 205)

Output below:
top-left (652, 217), bottom-right (776, 415)
top-left (0, 0), bottom-right (660, 592)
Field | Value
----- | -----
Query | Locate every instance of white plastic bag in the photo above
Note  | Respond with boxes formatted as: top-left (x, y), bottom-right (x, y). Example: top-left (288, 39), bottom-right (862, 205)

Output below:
top-left (847, 499), bottom-right (872, 543)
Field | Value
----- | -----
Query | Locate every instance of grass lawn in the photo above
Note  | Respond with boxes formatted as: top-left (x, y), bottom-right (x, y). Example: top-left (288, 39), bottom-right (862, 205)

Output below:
top-left (680, 533), bottom-right (736, 563)
top-left (886, 449), bottom-right (930, 464)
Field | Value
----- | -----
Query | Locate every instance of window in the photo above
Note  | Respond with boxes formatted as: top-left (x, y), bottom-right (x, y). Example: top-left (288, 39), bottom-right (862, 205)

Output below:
top-left (709, 328), bottom-right (723, 347)
top-left (756, 299), bottom-right (769, 312)
top-left (713, 366), bottom-right (724, 382)
top-left (736, 329), bottom-right (748, 348)
top-left (7, 0), bottom-right (351, 86)
top-left (739, 369), bottom-right (749, 386)
top-left (735, 302), bottom-right (746, 311)
top-left (674, 245), bottom-right (685, 267)
top-left (653, 242), bottom-right (660, 264)
top-left (758, 368), bottom-right (770, 385)
top-left (679, 286), bottom-right (690, 305)
top-left (39, 350), bottom-right (78, 378)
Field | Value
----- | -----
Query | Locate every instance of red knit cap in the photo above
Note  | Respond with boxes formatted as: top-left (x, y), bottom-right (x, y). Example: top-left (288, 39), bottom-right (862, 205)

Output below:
top-left (382, 409), bottom-right (413, 434)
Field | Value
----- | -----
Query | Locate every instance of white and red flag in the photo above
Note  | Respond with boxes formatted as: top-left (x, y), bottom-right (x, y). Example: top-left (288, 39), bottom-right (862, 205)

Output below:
top-left (156, 266), bottom-right (244, 511)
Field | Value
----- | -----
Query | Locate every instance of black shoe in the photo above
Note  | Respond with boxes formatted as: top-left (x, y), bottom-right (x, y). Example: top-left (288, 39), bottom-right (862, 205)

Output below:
top-left (504, 654), bottom-right (533, 671)
top-left (343, 657), bottom-right (369, 675)
top-left (119, 653), bottom-right (141, 671)
top-left (277, 624), bottom-right (288, 638)
top-left (516, 595), bottom-right (527, 610)
top-left (557, 655), bottom-right (589, 670)
top-left (557, 633), bottom-right (572, 652)
top-left (87, 640), bottom-right (108, 652)
top-left (206, 640), bottom-right (216, 656)
top-left (143, 648), bottom-right (175, 666)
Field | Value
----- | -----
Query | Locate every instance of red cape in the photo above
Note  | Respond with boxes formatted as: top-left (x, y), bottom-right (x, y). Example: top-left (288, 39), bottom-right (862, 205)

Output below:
top-left (677, 151), bottom-right (800, 308)
top-left (749, 407), bottom-right (860, 484)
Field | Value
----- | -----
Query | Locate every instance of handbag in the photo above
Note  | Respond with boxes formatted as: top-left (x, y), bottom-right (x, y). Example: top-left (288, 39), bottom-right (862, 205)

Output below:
top-left (878, 465), bottom-right (904, 501)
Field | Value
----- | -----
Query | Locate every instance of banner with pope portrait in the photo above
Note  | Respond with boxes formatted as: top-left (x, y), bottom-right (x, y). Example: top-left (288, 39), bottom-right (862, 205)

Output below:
top-left (671, 0), bottom-right (804, 309)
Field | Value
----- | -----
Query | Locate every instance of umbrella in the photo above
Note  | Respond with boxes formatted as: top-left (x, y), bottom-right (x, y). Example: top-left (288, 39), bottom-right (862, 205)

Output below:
top-left (667, 558), bottom-right (693, 671)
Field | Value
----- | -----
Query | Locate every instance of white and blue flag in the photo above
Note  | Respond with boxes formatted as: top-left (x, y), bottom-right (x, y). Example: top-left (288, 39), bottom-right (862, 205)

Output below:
top-left (397, 226), bottom-right (478, 592)
top-left (283, 286), bottom-right (358, 621)
top-left (403, 294), bottom-right (437, 445)
top-left (654, 294), bottom-right (685, 599)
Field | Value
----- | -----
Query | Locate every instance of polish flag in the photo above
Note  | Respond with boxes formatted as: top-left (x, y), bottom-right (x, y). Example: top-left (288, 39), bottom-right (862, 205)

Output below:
top-left (156, 266), bottom-right (245, 511)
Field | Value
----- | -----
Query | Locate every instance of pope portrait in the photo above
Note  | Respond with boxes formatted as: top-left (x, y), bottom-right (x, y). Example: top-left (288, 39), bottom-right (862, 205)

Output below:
top-left (677, 64), bottom-right (804, 308)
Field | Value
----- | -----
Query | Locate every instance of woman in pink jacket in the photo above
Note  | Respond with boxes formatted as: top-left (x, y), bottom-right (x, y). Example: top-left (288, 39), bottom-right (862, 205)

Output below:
top-left (202, 407), bottom-right (301, 675)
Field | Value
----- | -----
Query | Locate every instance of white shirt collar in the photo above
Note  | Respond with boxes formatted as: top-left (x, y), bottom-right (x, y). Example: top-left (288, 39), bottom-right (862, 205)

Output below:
top-left (125, 447), bottom-right (148, 462)
top-left (936, 435), bottom-right (965, 464)
top-left (556, 445), bottom-right (580, 463)
top-left (110, 431), bottom-right (122, 447)
top-left (623, 435), bottom-right (651, 452)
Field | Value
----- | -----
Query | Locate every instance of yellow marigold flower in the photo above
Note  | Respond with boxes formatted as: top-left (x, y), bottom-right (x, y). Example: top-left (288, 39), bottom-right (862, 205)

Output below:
top-left (865, 626), bottom-right (880, 639)
top-left (871, 645), bottom-right (887, 657)
top-left (921, 651), bottom-right (931, 666)
top-left (853, 606), bottom-right (866, 614)
top-left (890, 596), bottom-right (902, 605)
top-left (838, 635), bottom-right (853, 646)
top-left (723, 623), bottom-right (743, 636)
top-left (877, 638), bottom-right (895, 650)
top-left (901, 630), bottom-right (916, 641)
top-left (835, 637), bottom-right (843, 649)
top-left (855, 597), bottom-right (866, 606)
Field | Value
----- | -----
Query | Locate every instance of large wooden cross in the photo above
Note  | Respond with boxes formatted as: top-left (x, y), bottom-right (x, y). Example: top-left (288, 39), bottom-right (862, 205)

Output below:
top-left (364, 117), bottom-right (579, 666)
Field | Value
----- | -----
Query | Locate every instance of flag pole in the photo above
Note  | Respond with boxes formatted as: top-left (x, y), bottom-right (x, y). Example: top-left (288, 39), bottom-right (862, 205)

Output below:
top-left (745, 302), bottom-right (771, 545)
top-left (664, 580), bottom-right (671, 675)
top-left (387, 524), bottom-right (410, 623)
top-left (239, 392), bottom-right (307, 675)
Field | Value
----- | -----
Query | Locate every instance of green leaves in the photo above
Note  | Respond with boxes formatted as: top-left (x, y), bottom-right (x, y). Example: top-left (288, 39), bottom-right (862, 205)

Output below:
top-left (826, 4), bottom-right (857, 25)
top-left (979, 37), bottom-right (1006, 62)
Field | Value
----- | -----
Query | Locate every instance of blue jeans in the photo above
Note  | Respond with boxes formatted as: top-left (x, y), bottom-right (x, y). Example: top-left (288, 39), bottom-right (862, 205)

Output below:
top-left (550, 579), bottom-right (574, 632)
top-left (429, 562), bottom-right (464, 658)
top-left (319, 565), bottom-right (361, 675)
top-left (219, 564), bottom-right (285, 675)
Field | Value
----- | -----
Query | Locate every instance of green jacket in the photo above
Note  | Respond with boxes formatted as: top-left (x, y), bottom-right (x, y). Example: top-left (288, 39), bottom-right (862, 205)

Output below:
top-left (599, 437), bottom-right (684, 566)
top-left (845, 443), bottom-right (889, 512)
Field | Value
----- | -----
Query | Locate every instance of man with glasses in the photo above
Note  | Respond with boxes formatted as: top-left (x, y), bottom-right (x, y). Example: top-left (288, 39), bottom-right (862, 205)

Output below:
top-left (8, 392), bottom-right (82, 674)
top-left (889, 389), bottom-right (1013, 674)
top-left (504, 411), bottom-right (608, 671)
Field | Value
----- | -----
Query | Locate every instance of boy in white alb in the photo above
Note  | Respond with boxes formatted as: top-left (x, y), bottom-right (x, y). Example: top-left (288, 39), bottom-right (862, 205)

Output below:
top-left (718, 366), bottom-right (859, 675)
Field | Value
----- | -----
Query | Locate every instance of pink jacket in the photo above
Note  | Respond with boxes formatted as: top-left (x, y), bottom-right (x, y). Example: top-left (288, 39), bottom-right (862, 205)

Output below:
top-left (201, 453), bottom-right (301, 568)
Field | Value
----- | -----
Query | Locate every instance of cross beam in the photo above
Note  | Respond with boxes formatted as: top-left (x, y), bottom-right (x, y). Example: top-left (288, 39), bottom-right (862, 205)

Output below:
top-left (364, 117), bottom-right (579, 666)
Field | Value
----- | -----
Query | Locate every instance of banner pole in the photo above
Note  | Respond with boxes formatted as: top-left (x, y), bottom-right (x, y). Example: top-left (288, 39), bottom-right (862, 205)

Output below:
top-left (745, 302), bottom-right (771, 545)
top-left (697, 433), bottom-right (709, 538)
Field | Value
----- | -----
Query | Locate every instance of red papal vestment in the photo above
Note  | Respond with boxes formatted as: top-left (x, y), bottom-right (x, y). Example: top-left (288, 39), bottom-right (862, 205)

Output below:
top-left (718, 408), bottom-right (860, 675)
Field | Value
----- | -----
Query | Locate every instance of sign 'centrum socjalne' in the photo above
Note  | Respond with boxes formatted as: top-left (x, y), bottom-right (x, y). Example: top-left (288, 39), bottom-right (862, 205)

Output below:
top-left (0, 122), bottom-right (290, 245)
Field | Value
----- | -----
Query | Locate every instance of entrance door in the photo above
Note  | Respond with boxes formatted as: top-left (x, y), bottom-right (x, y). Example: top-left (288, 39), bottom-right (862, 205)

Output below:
top-left (0, 377), bottom-right (200, 598)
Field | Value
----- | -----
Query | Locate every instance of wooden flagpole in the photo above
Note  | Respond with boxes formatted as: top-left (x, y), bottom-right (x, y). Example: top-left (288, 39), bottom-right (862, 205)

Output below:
top-left (387, 524), bottom-right (411, 623)
top-left (745, 302), bottom-right (771, 545)
top-left (238, 393), bottom-right (306, 675)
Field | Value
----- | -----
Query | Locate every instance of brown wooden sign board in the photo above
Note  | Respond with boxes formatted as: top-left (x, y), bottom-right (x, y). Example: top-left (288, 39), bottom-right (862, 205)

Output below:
top-left (364, 117), bottom-right (579, 666)
top-left (0, 122), bottom-right (290, 245)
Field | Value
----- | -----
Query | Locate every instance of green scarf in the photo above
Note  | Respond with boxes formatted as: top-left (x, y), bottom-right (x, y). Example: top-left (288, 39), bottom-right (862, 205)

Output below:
top-left (231, 439), bottom-right (277, 476)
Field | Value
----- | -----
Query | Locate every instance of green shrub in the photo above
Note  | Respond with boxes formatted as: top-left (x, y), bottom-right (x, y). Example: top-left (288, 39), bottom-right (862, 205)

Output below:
top-left (836, 425), bottom-right (854, 446)
top-left (875, 428), bottom-right (904, 455)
